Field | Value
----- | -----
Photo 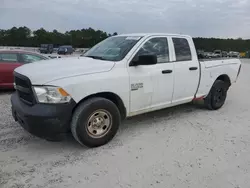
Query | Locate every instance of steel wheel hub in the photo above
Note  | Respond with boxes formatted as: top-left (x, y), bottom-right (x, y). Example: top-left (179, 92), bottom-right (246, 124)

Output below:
top-left (215, 88), bottom-right (223, 102)
top-left (86, 110), bottom-right (112, 138)
top-left (214, 87), bottom-right (226, 106)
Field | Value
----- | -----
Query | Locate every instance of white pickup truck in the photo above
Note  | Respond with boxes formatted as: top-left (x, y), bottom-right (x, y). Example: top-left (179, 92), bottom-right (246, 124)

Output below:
top-left (11, 33), bottom-right (241, 147)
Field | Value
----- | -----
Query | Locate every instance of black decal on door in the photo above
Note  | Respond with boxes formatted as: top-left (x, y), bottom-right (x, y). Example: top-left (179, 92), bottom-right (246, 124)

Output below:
top-left (131, 83), bottom-right (143, 91)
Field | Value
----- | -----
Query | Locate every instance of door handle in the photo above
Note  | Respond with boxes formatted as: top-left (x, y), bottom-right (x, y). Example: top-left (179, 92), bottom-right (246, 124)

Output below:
top-left (162, 70), bottom-right (173, 74)
top-left (189, 67), bottom-right (198, 71)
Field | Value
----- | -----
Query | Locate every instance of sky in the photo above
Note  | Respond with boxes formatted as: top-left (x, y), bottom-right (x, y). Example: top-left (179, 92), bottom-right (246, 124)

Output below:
top-left (1, 0), bottom-right (250, 38)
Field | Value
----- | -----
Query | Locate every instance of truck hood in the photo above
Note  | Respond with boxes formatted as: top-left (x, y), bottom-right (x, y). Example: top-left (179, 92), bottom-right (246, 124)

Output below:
top-left (14, 57), bottom-right (115, 85)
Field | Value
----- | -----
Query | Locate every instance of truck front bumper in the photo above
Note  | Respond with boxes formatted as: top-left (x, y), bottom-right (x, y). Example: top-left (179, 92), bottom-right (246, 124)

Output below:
top-left (11, 92), bottom-right (76, 140)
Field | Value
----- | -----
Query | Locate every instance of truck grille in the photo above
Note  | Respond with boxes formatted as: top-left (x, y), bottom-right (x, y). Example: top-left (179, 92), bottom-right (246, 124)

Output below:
top-left (14, 72), bottom-right (35, 105)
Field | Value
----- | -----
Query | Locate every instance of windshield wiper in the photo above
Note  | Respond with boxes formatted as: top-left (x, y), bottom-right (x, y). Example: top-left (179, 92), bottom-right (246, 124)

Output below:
top-left (85, 55), bottom-right (106, 60)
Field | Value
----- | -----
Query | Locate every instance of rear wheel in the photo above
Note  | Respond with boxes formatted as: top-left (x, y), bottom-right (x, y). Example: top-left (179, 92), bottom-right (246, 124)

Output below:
top-left (204, 80), bottom-right (228, 110)
top-left (71, 97), bottom-right (121, 147)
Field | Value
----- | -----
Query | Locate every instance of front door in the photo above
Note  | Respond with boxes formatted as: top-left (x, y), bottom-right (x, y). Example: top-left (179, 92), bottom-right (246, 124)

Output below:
top-left (128, 36), bottom-right (174, 115)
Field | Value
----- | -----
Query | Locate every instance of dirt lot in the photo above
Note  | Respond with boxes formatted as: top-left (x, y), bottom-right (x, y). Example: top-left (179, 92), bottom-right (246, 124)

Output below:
top-left (1, 59), bottom-right (250, 188)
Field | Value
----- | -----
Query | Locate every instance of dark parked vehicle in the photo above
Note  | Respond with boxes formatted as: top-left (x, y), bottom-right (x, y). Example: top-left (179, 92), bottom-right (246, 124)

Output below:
top-left (0, 50), bottom-right (49, 89)
top-left (40, 44), bottom-right (53, 54)
top-left (57, 45), bottom-right (74, 55)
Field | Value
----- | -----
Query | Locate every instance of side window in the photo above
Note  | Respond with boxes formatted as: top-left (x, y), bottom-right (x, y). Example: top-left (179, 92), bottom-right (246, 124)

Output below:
top-left (0, 53), bottom-right (18, 63)
top-left (134, 37), bottom-right (169, 63)
top-left (172, 38), bottom-right (192, 61)
top-left (21, 54), bottom-right (46, 63)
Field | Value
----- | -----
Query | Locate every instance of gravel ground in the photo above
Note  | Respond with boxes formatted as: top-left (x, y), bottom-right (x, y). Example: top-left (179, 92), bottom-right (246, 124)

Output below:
top-left (1, 59), bottom-right (250, 188)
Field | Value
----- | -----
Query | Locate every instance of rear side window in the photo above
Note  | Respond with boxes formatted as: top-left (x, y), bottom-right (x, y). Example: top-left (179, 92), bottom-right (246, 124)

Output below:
top-left (172, 38), bottom-right (192, 61)
top-left (0, 53), bottom-right (18, 63)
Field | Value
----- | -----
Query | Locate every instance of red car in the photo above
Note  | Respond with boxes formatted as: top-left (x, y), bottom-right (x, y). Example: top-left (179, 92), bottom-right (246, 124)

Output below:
top-left (0, 50), bottom-right (49, 89)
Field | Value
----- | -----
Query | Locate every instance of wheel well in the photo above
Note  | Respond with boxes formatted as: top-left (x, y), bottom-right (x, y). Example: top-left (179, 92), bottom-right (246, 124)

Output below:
top-left (73, 92), bottom-right (127, 120)
top-left (216, 74), bottom-right (231, 88)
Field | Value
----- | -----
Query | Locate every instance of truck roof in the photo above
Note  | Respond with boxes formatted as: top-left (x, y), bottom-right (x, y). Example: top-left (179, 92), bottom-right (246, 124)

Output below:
top-left (118, 33), bottom-right (191, 38)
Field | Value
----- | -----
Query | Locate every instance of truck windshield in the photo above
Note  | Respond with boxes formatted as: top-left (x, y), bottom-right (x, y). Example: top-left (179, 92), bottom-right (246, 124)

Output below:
top-left (83, 36), bottom-right (142, 61)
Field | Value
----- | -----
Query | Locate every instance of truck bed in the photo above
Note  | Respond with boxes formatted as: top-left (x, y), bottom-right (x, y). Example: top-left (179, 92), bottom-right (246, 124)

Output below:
top-left (199, 58), bottom-right (240, 68)
top-left (199, 57), bottom-right (238, 61)
top-left (195, 57), bottom-right (241, 99)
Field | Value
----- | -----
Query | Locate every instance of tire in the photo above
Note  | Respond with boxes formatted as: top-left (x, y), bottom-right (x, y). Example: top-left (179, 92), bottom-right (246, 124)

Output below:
top-left (204, 80), bottom-right (228, 110)
top-left (71, 97), bottom-right (121, 148)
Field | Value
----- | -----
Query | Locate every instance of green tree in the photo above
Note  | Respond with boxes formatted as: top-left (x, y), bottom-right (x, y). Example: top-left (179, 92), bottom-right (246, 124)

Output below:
top-left (0, 26), bottom-right (249, 52)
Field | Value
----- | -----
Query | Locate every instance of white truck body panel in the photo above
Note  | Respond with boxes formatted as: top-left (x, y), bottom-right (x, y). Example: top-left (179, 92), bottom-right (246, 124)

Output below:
top-left (48, 62), bottom-right (131, 116)
top-left (196, 59), bottom-right (240, 98)
top-left (171, 36), bottom-right (200, 104)
top-left (14, 33), bottom-right (241, 118)
top-left (16, 57), bottom-right (115, 84)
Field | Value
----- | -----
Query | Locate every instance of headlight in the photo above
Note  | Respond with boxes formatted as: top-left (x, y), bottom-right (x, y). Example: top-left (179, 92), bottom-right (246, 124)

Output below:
top-left (33, 86), bottom-right (71, 103)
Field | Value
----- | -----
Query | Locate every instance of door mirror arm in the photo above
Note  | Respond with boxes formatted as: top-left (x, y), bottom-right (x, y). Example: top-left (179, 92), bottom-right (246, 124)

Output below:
top-left (130, 60), bottom-right (139, 67)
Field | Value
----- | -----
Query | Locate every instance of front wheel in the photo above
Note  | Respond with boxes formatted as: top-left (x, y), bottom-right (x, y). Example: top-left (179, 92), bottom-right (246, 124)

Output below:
top-left (204, 80), bottom-right (228, 110)
top-left (71, 97), bottom-right (121, 148)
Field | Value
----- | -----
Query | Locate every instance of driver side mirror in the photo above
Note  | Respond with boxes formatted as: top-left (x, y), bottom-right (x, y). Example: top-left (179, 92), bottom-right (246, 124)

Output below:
top-left (131, 54), bottom-right (157, 66)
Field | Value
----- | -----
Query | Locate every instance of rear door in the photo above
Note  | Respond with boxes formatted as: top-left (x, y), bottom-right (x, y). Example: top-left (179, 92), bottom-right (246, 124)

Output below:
top-left (0, 52), bottom-right (22, 87)
top-left (171, 37), bottom-right (200, 104)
